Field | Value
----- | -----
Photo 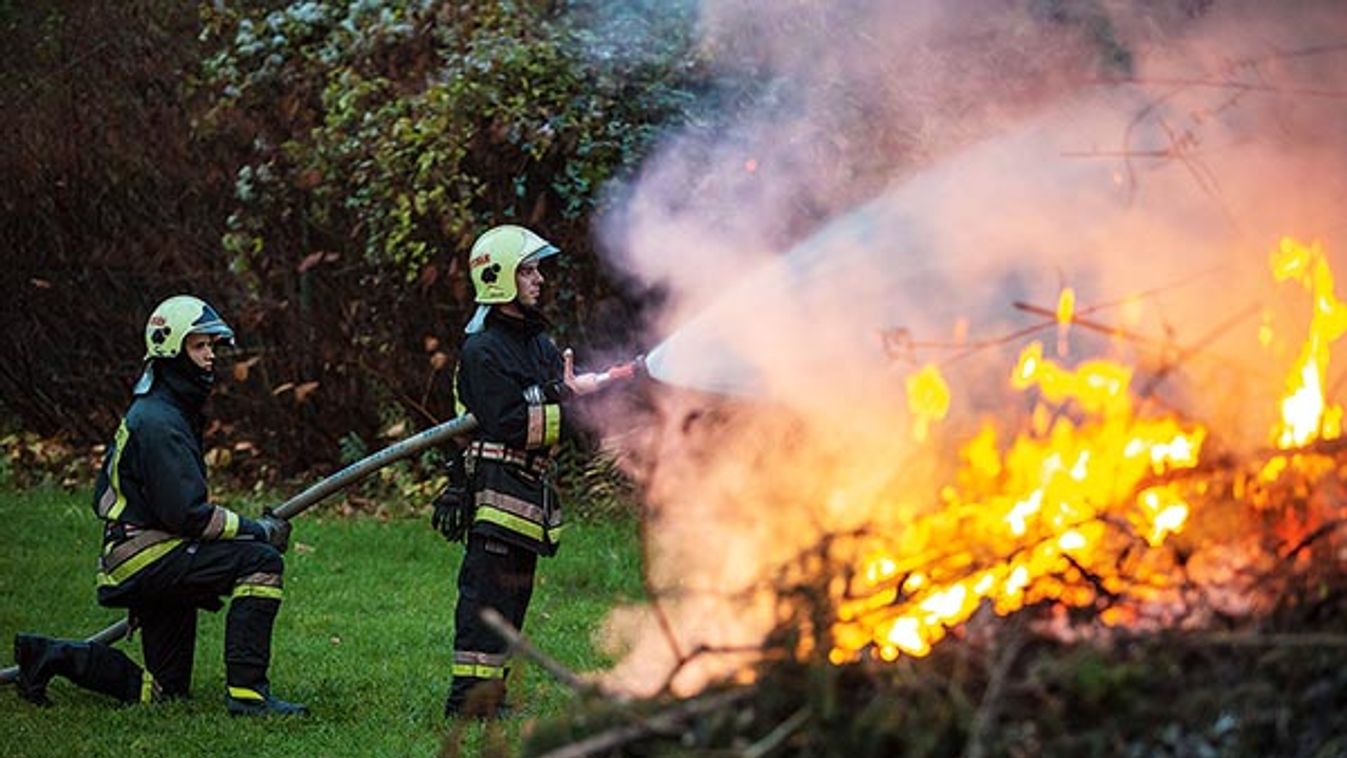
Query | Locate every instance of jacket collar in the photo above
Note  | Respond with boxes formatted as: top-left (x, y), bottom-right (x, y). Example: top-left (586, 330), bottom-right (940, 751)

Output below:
top-left (486, 305), bottom-right (550, 337)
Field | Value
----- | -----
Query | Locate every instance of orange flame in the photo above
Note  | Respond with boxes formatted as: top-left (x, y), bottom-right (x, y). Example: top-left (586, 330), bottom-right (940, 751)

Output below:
top-left (831, 341), bottom-right (1206, 662)
top-left (827, 237), bottom-right (1340, 665)
top-left (1269, 237), bottom-right (1347, 448)
top-left (906, 363), bottom-right (951, 442)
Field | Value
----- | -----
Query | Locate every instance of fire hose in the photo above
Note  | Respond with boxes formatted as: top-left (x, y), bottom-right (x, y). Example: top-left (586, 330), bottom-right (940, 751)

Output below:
top-left (0, 411), bottom-right (481, 686)
top-left (0, 354), bottom-right (647, 686)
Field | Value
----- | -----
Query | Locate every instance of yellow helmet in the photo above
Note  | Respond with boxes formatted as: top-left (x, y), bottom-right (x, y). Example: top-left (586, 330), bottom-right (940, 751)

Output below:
top-left (468, 225), bottom-right (559, 304)
top-left (143, 295), bottom-right (235, 361)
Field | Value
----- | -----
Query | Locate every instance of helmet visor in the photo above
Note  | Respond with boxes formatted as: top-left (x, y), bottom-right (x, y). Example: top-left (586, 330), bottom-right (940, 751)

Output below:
top-left (189, 322), bottom-right (236, 349)
top-left (520, 243), bottom-right (560, 266)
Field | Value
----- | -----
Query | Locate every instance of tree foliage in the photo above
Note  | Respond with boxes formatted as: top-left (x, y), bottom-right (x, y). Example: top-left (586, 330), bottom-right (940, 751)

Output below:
top-left (200, 0), bottom-right (703, 282)
top-left (2, 0), bottom-right (705, 477)
top-left (2, 0), bottom-right (1157, 477)
top-left (0, 0), bottom-right (238, 441)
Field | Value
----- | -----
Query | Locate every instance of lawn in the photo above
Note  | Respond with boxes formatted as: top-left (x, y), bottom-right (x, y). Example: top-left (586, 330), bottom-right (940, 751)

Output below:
top-left (0, 486), bottom-right (645, 757)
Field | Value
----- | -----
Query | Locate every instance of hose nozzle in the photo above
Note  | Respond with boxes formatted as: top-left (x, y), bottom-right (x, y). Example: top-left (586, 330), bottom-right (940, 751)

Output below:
top-left (594, 354), bottom-right (647, 388)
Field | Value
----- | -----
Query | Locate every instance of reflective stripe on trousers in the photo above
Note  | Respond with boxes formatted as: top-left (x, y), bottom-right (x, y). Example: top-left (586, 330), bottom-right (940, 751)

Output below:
top-left (452, 650), bottom-right (509, 680)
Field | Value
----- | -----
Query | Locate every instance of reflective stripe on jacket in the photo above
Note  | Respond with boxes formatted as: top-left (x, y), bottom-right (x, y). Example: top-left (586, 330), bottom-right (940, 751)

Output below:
top-left (92, 375), bottom-right (265, 599)
top-left (455, 308), bottom-right (567, 555)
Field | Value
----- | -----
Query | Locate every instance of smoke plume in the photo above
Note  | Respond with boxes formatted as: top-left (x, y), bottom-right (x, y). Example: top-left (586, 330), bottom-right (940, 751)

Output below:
top-left (593, 0), bottom-right (1347, 695)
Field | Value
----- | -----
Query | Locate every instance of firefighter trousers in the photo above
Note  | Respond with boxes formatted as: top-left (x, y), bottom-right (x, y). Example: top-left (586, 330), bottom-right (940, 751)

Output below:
top-left (97, 539), bottom-right (285, 698)
top-left (445, 532), bottom-right (537, 715)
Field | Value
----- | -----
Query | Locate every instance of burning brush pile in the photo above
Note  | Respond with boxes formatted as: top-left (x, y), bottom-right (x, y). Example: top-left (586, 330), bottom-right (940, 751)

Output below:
top-left (519, 238), bottom-right (1347, 758)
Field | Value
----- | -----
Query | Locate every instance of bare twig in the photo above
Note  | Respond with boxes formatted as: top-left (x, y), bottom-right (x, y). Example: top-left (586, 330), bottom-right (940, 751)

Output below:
top-left (963, 622), bottom-right (1027, 758)
top-left (1280, 519), bottom-right (1347, 562)
top-left (650, 594), bottom-right (687, 695)
top-left (1013, 301), bottom-right (1160, 347)
top-left (889, 318), bottom-right (1053, 354)
top-left (535, 689), bottom-right (754, 758)
top-left (1107, 76), bottom-right (1347, 100)
top-left (418, 362), bottom-right (443, 418)
top-left (742, 707), bottom-right (811, 758)
top-left (914, 269), bottom-right (1225, 367)
top-left (1062, 553), bottom-right (1121, 605)
top-left (354, 353), bottom-right (441, 426)
top-left (937, 319), bottom-right (1058, 368)
top-left (479, 608), bottom-right (596, 696)
top-left (634, 484), bottom-right (688, 696)
top-left (1175, 632), bottom-right (1347, 648)
top-left (1135, 302), bottom-right (1263, 398)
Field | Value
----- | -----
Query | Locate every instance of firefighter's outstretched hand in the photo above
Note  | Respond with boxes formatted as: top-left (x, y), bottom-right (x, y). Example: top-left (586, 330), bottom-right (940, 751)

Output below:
top-left (257, 508), bottom-right (292, 553)
top-left (563, 349), bottom-right (602, 397)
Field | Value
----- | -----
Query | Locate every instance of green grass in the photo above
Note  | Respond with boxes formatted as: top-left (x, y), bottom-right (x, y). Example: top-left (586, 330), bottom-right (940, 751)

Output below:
top-left (0, 486), bottom-right (645, 757)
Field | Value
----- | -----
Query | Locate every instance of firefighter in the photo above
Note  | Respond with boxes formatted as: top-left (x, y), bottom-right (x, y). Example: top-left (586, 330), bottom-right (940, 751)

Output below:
top-left (12, 295), bottom-right (306, 716)
top-left (433, 225), bottom-right (603, 718)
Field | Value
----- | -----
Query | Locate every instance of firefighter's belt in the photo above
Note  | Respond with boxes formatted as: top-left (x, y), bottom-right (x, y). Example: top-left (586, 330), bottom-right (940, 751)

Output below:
top-left (467, 441), bottom-right (552, 476)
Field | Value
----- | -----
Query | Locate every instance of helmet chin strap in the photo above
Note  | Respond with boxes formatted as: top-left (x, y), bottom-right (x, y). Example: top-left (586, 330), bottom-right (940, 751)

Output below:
top-left (497, 300), bottom-right (526, 318)
top-left (171, 350), bottom-right (216, 389)
top-left (135, 351), bottom-right (214, 406)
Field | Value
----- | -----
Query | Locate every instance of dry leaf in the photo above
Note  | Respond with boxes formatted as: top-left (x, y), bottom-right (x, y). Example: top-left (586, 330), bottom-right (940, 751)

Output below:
top-left (233, 355), bottom-right (262, 383)
top-left (233, 440), bottom-right (256, 453)
top-left (429, 351), bottom-right (449, 370)
top-left (418, 263), bottom-right (439, 289)
top-left (423, 335), bottom-right (440, 352)
top-left (272, 382), bottom-right (295, 396)
top-left (297, 251), bottom-right (329, 273)
top-left (294, 381), bottom-right (320, 403)
top-left (382, 420), bottom-right (407, 439)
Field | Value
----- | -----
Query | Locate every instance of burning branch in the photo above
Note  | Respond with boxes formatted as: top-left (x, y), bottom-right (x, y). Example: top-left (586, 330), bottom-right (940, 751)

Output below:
top-left (552, 235), bottom-right (1347, 755)
top-left (1013, 300), bottom-right (1160, 348)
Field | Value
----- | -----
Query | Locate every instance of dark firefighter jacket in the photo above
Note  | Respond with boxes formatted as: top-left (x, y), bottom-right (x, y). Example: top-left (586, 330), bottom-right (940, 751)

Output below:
top-left (92, 365), bottom-right (268, 607)
top-left (455, 307), bottom-right (568, 556)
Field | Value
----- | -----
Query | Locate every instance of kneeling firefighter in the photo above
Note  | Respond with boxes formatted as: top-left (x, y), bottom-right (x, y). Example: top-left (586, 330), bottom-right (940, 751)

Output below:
top-left (432, 225), bottom-right (610, 718)
top-left (12, 295), bottom-right (305, 716)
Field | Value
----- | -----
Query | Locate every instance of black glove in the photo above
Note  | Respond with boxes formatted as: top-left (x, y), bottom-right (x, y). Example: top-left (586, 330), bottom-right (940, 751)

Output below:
top-left (256, 508), bottom-right (292, 553)
top-left (431, 451), bottom-right (472, 543)
top-left (540, 379), bottom-right (573, 403)
top-left (431, 485), bottom-right (473, 543)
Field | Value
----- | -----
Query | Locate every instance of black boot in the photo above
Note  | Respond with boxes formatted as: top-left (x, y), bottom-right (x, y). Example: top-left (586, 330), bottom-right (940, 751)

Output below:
top-left (14, 633), bottom-right (146, 706)
top-left (14, 634), bottom-right (55, 706)
top-left (444, 677), bottom-right (510, 719)
top-left (226, 685), bottom-right (308, 717)
top-left (222, 596), bottom-right (305, 716)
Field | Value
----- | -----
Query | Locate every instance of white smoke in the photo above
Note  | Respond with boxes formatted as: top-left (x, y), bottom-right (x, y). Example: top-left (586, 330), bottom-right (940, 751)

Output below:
top-left (592, 0), bottom-right (1347, 695)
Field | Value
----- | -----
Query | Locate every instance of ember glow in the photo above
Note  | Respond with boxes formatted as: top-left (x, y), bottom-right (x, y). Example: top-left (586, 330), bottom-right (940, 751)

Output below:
top-left (826, 237), bottom-right (1342, 665)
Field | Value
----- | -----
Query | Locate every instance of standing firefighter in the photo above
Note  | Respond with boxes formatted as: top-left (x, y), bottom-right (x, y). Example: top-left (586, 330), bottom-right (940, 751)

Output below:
top-left (432, 225), bottom-right (604, 718)
top-left (12, 295), bottom-right (305, 716)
